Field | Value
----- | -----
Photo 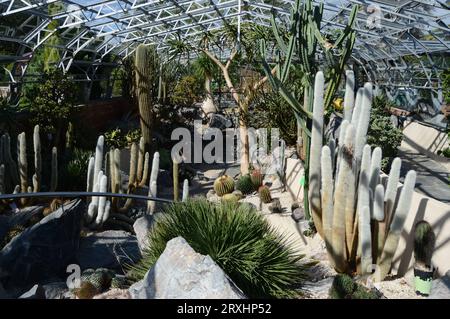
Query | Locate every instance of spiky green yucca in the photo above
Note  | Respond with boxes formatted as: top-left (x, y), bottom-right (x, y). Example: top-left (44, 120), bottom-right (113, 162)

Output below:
top-left (250, 169), bottom-right (264, 189)
top-left (259, 185), bottom-right (272, 203)
top-left (128, 199), bottom-right (308, 298)
top-left (213, 175), bottom-right (235, 196)
top-left (236, 174), bottom-right (254, 195)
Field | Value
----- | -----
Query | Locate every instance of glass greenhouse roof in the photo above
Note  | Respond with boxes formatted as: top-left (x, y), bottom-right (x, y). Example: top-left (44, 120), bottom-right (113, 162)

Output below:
top-left (1, 0), bottom-right (449, 89)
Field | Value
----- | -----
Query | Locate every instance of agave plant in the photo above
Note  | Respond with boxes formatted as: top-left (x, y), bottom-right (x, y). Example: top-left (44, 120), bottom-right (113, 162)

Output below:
top-left (127, 198), bottom-right (310, 298)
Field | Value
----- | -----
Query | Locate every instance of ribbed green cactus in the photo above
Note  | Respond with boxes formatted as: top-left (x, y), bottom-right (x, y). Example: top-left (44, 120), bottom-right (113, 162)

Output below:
top-left (236, 174), bottom-right (253, 195)
top-left (413, 221), bottom-right (435, 268)
top-left (258, 185), bottom-right (272, 204)
top-left (250, 169), bottom-right (263, 190)
top-left (221, 193), bottom-right (239, 204)
top-left (135, 45), bottom-right (155, 154)
top-left (213, 175), bottom-right (234, 197)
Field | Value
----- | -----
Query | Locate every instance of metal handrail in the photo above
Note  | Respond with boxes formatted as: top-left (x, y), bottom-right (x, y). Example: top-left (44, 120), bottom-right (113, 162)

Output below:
top-left (0, 191), bottom-right (173, 203)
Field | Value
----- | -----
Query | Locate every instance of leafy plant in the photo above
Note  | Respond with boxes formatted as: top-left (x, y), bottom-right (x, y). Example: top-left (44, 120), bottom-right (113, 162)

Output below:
top-left (367, 95), bottom-right (403, 171)
top-left (128, 198), bottom-right (309, 298)
top-left (62, 148), bottom-right (92, 191)
top-left (171, 75), bottom-right (202, 107)
top-left (23, 69), bottom-right (77, 143)
top-left (104, 128), bottom-right (141, 149)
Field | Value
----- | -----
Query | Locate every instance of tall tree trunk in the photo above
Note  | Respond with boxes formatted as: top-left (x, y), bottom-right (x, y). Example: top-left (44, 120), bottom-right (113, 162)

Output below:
top-left (201, 75), bottom-right (217, 115)
top-left (239, 101), bottom-right (250, 175)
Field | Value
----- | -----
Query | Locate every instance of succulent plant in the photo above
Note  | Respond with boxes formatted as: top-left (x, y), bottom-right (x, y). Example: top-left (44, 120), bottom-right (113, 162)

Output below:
top-left (213, 175), bottom-right (234, 197)
top-left (232, 190), bottom-right (244, 200)
top-left (236, 174), bottom-right (253, 195)
top-left (258, 185), bottom-right (272, 204)
top-left (250, 169), bottom-right (264, 189)
top-left (414, 221), bottom-right (435, 268)
top-left (221, 193), bottom-right (239, 204)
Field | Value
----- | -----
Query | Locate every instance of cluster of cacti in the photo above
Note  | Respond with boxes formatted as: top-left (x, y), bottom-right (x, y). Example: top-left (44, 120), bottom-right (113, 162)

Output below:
top-left (260, 0), bottom-right (358, 220)
top-left (250, 169), bottom-right (264, 190)
top-left (213, 175), bottom-right (234, 197)
top-left (0, 125), bottom-right (58, 204)
top-left (86, 135), bottom-right (159, 227)
top-left (236, 174), bottom-right (254, 195)
top-left (258, 185), bottom-right (272, 204)
top-left (307, 70), bottom-right (417, 281)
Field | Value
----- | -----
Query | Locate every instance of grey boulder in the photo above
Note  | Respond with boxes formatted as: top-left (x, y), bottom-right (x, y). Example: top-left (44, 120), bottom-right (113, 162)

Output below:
top-left (133, 215), bottom-right (154, 252)
top-left (0, 199), bottom-right (84, 292)
top-left (429, 271), bottom-right (450, 299)
top-left (129, 237), bottom-right (245, 299)
top-left (76, 230), bottom-right (141, 272)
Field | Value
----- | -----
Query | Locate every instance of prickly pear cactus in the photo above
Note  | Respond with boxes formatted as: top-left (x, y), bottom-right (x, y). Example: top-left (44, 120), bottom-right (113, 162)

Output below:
top-left (213, 175), bottom-right (234, 197)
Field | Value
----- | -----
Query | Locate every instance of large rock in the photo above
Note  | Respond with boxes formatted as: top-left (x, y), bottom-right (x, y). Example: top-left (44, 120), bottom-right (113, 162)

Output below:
top-left (129, 237), bottom-right (245, 299)
top-left (133, 215), bottom-right (154, 252)
top-left (76, 230), bottom-right (141, 272)
top-left (0, 199), bottom-right (84, 293)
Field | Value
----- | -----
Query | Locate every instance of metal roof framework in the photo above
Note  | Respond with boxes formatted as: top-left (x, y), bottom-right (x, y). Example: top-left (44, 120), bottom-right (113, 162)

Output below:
top-left (1, 0), bottom-right (449, 104)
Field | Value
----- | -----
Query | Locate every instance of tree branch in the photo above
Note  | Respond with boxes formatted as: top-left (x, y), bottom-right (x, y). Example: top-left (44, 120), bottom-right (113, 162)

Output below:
top-left (225, 49), bottom-right (238, 70)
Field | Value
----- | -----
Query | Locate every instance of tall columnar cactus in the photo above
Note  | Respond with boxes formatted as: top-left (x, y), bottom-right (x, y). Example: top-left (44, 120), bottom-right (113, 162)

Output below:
top-left (50, 147), bottom-right (58, 192)
top-left (135, 45), bottom-right (154, 154)
top-left (260, 0), bottom-right (358, 221)
top-left (147, 180), bottom-right (157, 215)
top-left (0, 164), bottom-right (5, 194)
top-left (343, 70), bottom-right (355, 122)
top-left (372, 170), bottom-right (417, 282)
top-left (18, 132), bottom-right (27, 195)
top-left (332, 124), bottom-right (355, 273)
top-left (173, 160), bottom-right (179, 201)
top-left (321, 146), bottom-right (334, 260)
top-left (312, 72), bottom-right (417, 277)
top-left (182, 179), bottom-right (189, 202)
top-left (149, 152), bottom-right (160, 186)
top-left (308, 71), bottom-right (325, 238)
top-left (32, 125), bottom-right (41, 192)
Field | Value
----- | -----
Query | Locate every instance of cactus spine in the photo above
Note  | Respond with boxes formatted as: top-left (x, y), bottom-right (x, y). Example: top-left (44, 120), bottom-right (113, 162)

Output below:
top-left (308, 71), bottom-right (325, 238)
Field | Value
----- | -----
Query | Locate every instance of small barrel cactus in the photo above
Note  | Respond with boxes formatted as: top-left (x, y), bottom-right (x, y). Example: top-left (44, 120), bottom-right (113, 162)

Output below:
top-left (250, 169), bottom-right (264, 189)
top-left (236, 174), bottom-right (254, 195)
top-left (258, 185), bottom-right (272, 203)
top-left (213, 175), bottom-right (235, 196)
top-left (232, 190), bottom-right (244, 200)
top-left (414, 221), bottom-right (435, 268)
top-left (221, 193), bottom-right (239, 204)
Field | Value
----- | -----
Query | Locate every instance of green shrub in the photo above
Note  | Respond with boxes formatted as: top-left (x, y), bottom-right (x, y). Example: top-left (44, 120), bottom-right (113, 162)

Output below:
top-left (62, 148), bottom-right (92, 191)
top-left (104, 127), bottom-right (141, 149)
top-left (367, 95), bottom-right (403, 171)
top-left (128, 198), bottom-right (308, 298)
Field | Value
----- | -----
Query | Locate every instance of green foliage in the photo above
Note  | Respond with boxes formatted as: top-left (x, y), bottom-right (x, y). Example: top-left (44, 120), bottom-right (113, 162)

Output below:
top-left (104, 127), bottom-right (141, 149)
top-left (442, 68), bottom-right (450, 104)
top-left (23, 69), bottom-right (77, 136)
top-left (128, 199), bottom-right (308, 298)
top-left (171, 75), bottom-right (202, 107)
top-left (329, 274), bottom-right (379, 299)
top-left (438, 147), bottom-right (450, 158)
top-left (367, 95), bottom-right (403, 171)
top-left (62, 148), bottom-right (92, 191)
top-left (414, 221), bottom-right (435, 267)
